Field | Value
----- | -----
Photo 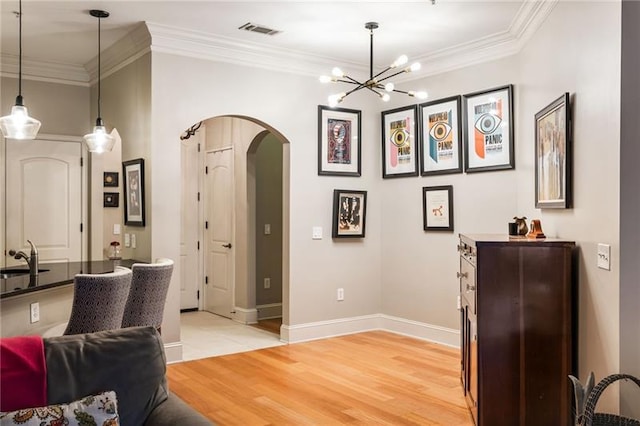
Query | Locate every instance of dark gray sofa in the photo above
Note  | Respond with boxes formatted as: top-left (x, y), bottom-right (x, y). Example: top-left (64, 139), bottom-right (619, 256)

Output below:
top-left (44, 326), bottom-right (212, 426)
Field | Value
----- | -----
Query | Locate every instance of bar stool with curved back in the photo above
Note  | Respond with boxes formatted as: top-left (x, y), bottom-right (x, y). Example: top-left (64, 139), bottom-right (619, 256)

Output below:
top-left (121, 258), bottom-right (174, 332)
top-left (63, 267), bottom-right (133, 335)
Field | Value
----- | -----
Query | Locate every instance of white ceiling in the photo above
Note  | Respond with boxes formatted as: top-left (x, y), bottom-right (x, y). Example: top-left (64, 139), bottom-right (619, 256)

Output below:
top-left (0, 1), bottom-right (555, 83)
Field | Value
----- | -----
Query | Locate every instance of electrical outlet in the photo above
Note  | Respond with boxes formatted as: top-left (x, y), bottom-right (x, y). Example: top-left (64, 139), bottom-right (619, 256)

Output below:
top-left (264, 224), bottom-right (271, 235)
top-left (113, 224), bottom-right (121, 235)
top-left (312, 226), bottom-right (323, 240)
top-left (337, 288), bottom-right (344, 301)
top-left (264, 277), bottom-right (271, 289)
top-left (457, 295), bottom-right (461, 310)
top-left (30, 302), bottom-right (40, 323)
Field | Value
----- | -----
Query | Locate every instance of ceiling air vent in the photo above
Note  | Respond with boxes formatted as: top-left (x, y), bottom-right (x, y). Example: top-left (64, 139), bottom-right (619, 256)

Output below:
top-left (238, 22), bottom-right (281, 36)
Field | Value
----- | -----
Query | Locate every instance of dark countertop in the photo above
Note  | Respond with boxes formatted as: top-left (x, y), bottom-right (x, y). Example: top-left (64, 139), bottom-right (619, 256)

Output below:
top-left (1, 260), bottom-right (136, 299)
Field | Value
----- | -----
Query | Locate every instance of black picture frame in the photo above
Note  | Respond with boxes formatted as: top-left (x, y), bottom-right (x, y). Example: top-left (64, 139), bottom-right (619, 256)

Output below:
top-left (535, 92), bottom-right (572, 209)
top-left (103, 192), bottom-right (119, 208)
top-left (422, 185), bottom-right (454, 232)
top-left (381, 105), bottom-right (419, 178)
top-left (419, 95), bottom-right (463, 176)
top-left (123, 158), bottom-right (145, 226)
top-left (318, 105), bottom-right (362, 177)
top-left (103, 172), bottom-right (119, 187)
top-left (463, 84), bottom-right (515, 173)
top-left (332, 189), bottom-right (367, 238)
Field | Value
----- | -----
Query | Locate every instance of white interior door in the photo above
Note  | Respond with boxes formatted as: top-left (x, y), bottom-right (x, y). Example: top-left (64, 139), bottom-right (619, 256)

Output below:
top-left (204, 148), bottom-right (234, 318)
top-left (180, 129), bottom-right (203, 310)
top-left (6, 138), bottom-right (83, 264)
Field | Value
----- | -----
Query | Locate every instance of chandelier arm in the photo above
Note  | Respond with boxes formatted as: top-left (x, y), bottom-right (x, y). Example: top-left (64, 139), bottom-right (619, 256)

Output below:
top-left (371, 66), bottom-right (393, 81)
top-left (335, 79), bottom-right (361, 85)
top-left (377, 69), bottom-right (407, 84)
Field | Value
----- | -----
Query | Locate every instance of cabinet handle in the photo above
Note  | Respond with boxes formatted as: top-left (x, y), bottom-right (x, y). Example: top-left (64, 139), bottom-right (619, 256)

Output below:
top-left (466, 284), bottom-right (476, 291)
top-left (457, 272), bottom-right (469, 279)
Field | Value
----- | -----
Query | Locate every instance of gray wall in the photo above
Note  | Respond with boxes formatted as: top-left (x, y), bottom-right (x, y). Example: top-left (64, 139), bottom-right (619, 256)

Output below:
top-left (255, 133), bottom-right (283, 312)
top-left (620, 0), bottom-right (640, 418)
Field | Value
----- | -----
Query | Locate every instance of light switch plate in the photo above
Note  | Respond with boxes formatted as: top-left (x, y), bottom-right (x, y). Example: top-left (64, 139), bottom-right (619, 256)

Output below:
top-left (131, 234), bottom-right (137, 249)
top-left (597, 243), bottom-right (611, 270)
top-left (264, 224), bottom-right (271, 235)
top-left (312, 226), bottom-right (323, 240)
top-left (124, 233), bottom-right (131, 247)
top-left (113, 224), bottom-right (121, 235)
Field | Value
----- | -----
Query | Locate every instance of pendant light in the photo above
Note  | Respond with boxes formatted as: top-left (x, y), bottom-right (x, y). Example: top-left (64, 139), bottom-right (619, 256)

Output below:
top-left (0, 0), bottom-right (41, 140)
top-left (84, 9), bottom-right (115, 153)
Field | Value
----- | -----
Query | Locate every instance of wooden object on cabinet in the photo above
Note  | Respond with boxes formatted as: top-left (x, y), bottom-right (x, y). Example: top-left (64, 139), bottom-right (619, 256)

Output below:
top-left (458, 234), bottom-right (576, 426)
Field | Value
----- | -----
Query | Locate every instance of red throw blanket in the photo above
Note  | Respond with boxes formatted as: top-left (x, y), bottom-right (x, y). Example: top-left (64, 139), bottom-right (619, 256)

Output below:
top-left (0, 335), bottom-right (47, 411)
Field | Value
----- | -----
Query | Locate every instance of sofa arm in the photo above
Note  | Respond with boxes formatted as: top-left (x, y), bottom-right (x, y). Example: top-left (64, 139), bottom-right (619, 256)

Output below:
top-left (143, 393), bottom-right (214, 426)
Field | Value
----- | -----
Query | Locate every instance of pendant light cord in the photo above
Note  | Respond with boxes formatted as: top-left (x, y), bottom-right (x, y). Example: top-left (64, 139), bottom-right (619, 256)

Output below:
top-left (17, 0), bottom-right (22, 101)
top-left (97, 14), bottom-right (102, 121)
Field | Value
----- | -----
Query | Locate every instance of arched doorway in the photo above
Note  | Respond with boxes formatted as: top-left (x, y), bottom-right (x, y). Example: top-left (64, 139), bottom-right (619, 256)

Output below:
top-left (180, 115), bottom-right (290, 345)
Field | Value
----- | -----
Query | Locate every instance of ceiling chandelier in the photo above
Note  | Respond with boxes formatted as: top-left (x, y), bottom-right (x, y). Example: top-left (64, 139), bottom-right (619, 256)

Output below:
top-left (320, 22), bottom-right (428, 108)
top-left (0, 0), bottom-right (41, 140)
top-left (84, 9), bottom-right (115, 153)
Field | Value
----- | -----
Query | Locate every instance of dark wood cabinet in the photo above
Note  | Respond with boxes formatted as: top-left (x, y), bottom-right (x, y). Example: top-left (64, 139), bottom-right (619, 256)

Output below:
top-left (459, 234), bottom-right (576, 426)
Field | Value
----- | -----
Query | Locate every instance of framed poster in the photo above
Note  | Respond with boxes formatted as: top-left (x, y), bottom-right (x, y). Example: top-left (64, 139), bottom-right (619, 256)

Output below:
top-left (123, 158), bottom-right (145, 226)
top-left (422, 185), bottom-right (453, 232)
top-left (332, 189), bottom-right (367, 238)
top-left (463, 84), bottom-right (514, 172)
top-left (381, 105), bottom-right (419, 178)
top-left (318, 105), bottom-right (361, 176)
top-left (419, 95), bottom-right (463, 175)
top-left (535, 92), bottom-right (571, 209)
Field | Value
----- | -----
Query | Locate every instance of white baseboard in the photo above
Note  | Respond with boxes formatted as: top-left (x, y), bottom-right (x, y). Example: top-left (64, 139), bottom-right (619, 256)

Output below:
top-left (256, 303), bottom-right (282, 320)
top-left (281, 314), bottom-right (459, 348)
top-left (233, 307), bottom-right (258, 324)
top-left (164, 341), bottom-right (183, 364)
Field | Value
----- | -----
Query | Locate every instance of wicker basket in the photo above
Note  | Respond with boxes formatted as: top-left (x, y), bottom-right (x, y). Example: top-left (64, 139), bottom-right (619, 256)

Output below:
top-left (582, 374), bottom-right (640, 426)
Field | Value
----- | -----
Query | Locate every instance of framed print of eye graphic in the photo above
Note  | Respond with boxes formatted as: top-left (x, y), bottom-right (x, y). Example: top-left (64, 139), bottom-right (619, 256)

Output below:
top-left (463, 85), bottom-right (514, 173)
top-left (381, 105), bottom-right (419, 178)
top-left (419, 96), bottom-right (463, 176)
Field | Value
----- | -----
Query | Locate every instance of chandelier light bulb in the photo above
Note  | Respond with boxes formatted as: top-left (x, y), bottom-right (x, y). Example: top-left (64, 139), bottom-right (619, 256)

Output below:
top-left (409, 91), bottom-right (429, 100)
top-left (407, 62), bottom-right (422, 73)
top-left (331, 67), bottom-right (344, 78)
top-left (319, 75), bottom-right (332, 83)
top-left (384, 83), bottom-right (395, 92)
top-left (391, 55), bottom-right (408, 68)
top-left (381, 93), bottom-right (391, 102)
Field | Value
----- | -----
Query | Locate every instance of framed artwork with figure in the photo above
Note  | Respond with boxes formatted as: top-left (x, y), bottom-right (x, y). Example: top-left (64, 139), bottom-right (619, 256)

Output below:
top-left (332, 189), bottom-right (367, 238)
top-left (535, 92), bottom-right (571, 209)
top-left (318, 105), bottom-right (361, 177)
top-left (123, 158), bottom-right (145, 226)
top-left (422, 185), bottom-right (453, 232)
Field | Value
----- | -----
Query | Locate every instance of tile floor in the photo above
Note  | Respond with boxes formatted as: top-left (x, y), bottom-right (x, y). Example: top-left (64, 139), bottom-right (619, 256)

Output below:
top-left (179, 311), bottom-right (285, 361)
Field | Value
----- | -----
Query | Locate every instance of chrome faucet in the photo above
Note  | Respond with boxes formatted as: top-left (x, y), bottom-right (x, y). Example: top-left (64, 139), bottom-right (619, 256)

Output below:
top-left (8, 239), bottom-right (39, 276)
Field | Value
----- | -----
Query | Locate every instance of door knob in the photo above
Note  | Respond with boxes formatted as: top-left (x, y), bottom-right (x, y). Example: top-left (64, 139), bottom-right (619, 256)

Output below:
top-left (222, 243), bottom-right (232, 248)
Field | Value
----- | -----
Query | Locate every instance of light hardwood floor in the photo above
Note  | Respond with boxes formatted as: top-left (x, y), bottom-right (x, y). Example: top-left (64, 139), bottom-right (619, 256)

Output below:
top-left (167, 331), bottom-right (473, 425)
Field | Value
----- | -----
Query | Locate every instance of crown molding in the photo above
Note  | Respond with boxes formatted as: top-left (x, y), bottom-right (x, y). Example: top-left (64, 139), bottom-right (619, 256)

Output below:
top-left (0, 1), bottom-right (557, 86)
top-left (0, 55), bottom-right (89, 86)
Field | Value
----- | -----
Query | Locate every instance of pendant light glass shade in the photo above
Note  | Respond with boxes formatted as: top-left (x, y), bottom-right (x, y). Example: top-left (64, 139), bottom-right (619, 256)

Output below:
top-left (84, 118), bottom-right (115, 153)
top-left (84, 9), bottom-right (113, 153)
top-left (0, 1), bottom-right (41, 140)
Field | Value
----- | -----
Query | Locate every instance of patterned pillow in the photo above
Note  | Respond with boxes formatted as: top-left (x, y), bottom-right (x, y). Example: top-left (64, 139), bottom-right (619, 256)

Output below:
top-left (0, 390), bottom-right (119, 426)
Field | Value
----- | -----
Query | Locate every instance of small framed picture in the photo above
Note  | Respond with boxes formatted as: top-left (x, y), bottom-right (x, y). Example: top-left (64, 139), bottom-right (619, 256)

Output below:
top-left (318, 105), bottom-right (361, 177)
top-left (103, 172), bottom-right (119, 187)
top-left (123, 158), bottom-right (145, 226)
top-left (535, 92), bottom-right (571, 209)
top-left (332, 189), bottom-right (367, 238)
top-left (422, 185), bottom-right (453, 232)
top-left (381, 105), bottom-right (419, 178)
top-left (419, 95), bottom-right (463, 176)
top-left (103, 192), bottom-right (119, 208)
top-left (463, 85), bottom-right (515, 173)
